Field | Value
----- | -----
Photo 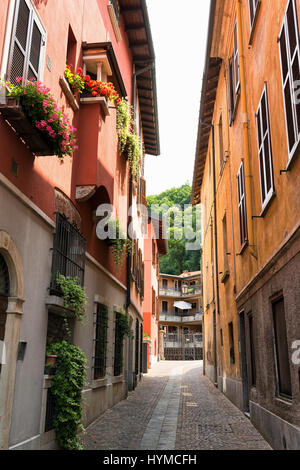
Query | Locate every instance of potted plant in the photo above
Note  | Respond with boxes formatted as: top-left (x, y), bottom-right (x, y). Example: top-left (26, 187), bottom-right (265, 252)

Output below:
top-left (0, 78), bottom-right (78, 160)
top-left (104, 217), bottom-right (132, 270)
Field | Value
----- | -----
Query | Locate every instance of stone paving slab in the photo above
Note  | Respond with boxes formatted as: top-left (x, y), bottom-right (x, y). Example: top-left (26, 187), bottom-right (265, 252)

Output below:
top-left (82, 361), bottom-right (271, 450)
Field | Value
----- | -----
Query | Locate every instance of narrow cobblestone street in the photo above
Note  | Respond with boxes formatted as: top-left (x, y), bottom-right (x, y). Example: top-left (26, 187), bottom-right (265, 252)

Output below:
top-left (82, 361), bottom-right (271, 450)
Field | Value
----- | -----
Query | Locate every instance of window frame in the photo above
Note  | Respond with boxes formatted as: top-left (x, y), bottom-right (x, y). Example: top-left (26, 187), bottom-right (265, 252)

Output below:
top-left (6, 0), bottom-right (46, 84)
top-left (93, 303), bottom-right (108, 380)
top-left (272, 297), bottom-right (292, 399)
top-left (248, 0), bottom-right (262, 43)
top-left (237, 161), bottom-right (248, 248)
top-left (278, 0), bottom-right (300, 165)
top-left (256, 83), bottom-right (275, 211)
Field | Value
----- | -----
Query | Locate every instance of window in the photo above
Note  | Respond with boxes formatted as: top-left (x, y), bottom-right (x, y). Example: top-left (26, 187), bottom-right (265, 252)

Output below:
top-left (220, 329), bottom-right (223, 347)
top-left (152, 288), bottom-right (156, 316)
top-left (162, 279), bottom-right (168, 289)
top-left (279, 0), bottom-right (300, 162)
top-left (228, 22), bottom-right (241, 125)
top-left (218, 114), bottom-right (225, 171)
top-left (50, 213), bottom-right (86, 296)
top-left (237, 161), bottom-right (248, 247)
top-left (256, 85), bottom-right (275, 209)
top-left (248, 314), bottom-right (257, 387)
top-left (47, 310), bottom-right (74, 345)
top-left (222, 213), bottom-right (229, 278)
top-left (228, 322), bottom-right (235, 364)
top-left (94, 304), bottom-right (108, 379)
top-left (7, 0), bottom-right (45, 84)
top-left (135, 319), bottom-right (139, 375)
top-left (152, 239), bottom-right (156, 265)
top-left (249, 0), bottom-right (261, 32)
top-left (66, 25), bottom-right (77, 69)
top-left (162, 301), bottom-right (168, 313)
top-left (273, 298), bottom-right (292, 398)
top-left (113, 313), bottom-right (124, 376)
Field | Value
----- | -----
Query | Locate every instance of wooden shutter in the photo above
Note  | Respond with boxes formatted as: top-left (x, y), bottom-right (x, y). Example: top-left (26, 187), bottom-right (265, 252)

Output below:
top-left (140, 177), bottom-right (147, 207)
top-left (9, 0), bottom-right (31, 83)
top-left (8, 0), bottom-right (45, 84)
top-left (227, 58), bottom-right (234, 125)
top-left (233, 22), bottom-right (240, 95)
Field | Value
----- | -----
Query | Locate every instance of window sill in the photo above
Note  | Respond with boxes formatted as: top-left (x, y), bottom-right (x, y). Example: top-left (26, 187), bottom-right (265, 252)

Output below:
top-left (111, 375), bottom-right (124, 385)
top-left (259, 191), bottom-right (276, 217)
top-left (274, 396), bottom-right (293, 407)
top-left (80, 96), bottom-right (110, 117)
top-left (59, 76), bottom-right (79, 112)
top-left (91, 377), bottom-right (108, 389)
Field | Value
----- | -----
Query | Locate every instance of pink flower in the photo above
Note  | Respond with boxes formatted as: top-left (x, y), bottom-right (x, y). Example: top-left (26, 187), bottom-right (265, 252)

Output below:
top-left (40, 121), bottom-right (47, 127)
top-left (48, 119), bottom-right (54, 123)
top-left (16, 77), bottom-right (23, 83)
top-left (73, 145), bottom-right (78, 151)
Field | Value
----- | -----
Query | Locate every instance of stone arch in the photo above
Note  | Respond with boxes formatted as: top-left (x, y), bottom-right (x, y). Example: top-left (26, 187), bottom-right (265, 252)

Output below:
top-left (0, 231), bottom-right (24, 449)
top-left (0, 231), bottom-right (24, 300)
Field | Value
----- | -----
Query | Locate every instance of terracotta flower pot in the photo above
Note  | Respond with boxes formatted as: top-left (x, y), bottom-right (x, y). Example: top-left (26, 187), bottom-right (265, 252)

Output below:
top-left (46, 355), bottom-right (57, 368)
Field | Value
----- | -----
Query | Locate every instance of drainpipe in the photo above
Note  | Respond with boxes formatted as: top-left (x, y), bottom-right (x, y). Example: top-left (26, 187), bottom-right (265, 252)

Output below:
top-left (236, 0), bottom-right (257, 259)
top-left (199, 120), bottom-right (219, 386)
top-left (212, 124), bottom-right (219, 386)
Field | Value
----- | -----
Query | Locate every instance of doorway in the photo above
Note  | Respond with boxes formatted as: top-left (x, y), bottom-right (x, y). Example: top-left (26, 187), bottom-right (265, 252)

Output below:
top-left (239, 311), bottom-right (250, 413)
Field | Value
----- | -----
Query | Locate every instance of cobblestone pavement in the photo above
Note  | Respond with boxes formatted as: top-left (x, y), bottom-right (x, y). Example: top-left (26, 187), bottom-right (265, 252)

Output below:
top-left (82, 361), bottom-right (271, 450)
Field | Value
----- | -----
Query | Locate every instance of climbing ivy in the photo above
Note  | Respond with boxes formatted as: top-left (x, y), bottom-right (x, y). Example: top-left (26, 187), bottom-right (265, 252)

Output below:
top-left (47, 341), bottom-right (87, 450)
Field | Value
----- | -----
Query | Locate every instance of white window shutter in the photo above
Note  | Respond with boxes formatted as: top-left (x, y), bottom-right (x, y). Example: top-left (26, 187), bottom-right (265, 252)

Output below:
top-left (8, 0), bottom-right (31, 84)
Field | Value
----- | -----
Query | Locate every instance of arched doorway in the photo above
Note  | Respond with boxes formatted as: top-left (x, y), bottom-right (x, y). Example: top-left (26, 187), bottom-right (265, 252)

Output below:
top-left (0, 231), bottom-right (24, 449)
top-left (0, 253), bottom-right (10, 374)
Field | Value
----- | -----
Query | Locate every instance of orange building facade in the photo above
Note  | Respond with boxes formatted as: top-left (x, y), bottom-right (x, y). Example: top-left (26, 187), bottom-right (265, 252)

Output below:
top-left (0, 0), bottom-right (160, 449)
top-left (192, 0), bottom-right (300, 449)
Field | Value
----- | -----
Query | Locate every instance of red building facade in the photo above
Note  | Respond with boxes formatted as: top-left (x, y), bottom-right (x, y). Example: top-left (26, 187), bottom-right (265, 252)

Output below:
top-left (0, 0), bottom-right (159, 450)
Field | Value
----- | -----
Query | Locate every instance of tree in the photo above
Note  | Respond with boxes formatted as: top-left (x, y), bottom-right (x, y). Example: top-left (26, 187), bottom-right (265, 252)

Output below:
top-left (147, 184), bottom-right (201, 275)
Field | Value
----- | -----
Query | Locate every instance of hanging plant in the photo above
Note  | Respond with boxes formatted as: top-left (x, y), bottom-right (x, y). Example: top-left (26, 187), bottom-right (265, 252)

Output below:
top-left (125, 132), bottom-right (142, 180)
top-left (118, 310), bottom-right (132, 338)
top-left (116, 98), bottom-right (142, 179)
top-left (47, 341), bottom-right (87, 450)
top-left (106, 217), bottom-right (132, 270)
top-left (116, 98), bottom-right (131, 153)
top-left (56, 274), bottom-right (88, 336)
top-left (2, 78), bottom-right (78, 161)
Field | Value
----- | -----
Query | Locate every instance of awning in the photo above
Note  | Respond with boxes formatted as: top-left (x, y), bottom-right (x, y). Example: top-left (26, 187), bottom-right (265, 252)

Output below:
top-left (173, 301), bottom-right (192, 310)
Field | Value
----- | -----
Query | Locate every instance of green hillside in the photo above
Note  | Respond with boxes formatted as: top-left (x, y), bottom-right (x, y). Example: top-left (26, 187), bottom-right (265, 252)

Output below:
top-left (147, 184), bottom-right (201, 275)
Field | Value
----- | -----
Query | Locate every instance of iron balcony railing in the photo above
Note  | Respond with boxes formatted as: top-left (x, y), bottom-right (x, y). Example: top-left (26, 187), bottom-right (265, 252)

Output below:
top-left (159, 311), bottom-right (203, 323)
top-left (159, 287), bottom-right (202, 297)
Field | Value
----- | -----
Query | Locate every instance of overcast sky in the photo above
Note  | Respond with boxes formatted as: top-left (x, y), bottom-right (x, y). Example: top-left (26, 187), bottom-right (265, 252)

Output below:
top-left (144, 0), bottom-right (210, 196)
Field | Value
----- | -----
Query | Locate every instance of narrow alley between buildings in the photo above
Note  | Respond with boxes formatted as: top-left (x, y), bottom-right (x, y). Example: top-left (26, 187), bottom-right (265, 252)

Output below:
top-left (82, 361), bottom-right (271, 451)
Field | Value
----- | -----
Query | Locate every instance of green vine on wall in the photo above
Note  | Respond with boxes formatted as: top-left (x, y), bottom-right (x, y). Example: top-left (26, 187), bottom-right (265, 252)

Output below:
top-left (56, 274), bottom-right (88, 336)
top-left (106, 217), bottom-right (132, 271)
top-left (116, 98), bottom-right (142, 179)
top-left (47, 341), bottom-right (87, 450)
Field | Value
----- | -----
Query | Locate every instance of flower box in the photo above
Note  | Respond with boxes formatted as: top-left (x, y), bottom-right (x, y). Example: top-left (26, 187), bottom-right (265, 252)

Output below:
top-left (0, 97), bottom-right (56, 156)
top-left (80, 95), bottom-right (110, 116)
top-left (59, 76), bottom-right (79, 112)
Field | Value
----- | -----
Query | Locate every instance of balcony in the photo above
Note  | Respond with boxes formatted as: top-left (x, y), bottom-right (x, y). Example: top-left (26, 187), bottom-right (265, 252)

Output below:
top-left (159, 286), bottom-right (202, 297)
top-left (159, 311), bottom-right (203, 324)
top-left (164, 333), bottom-right (203, 349)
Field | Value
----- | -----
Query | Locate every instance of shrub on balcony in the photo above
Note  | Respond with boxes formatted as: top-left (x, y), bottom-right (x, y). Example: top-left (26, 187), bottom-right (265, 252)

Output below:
top-left (116, 98), bottom-right (142, 179)
top-left (56, 274), bottom-right (88, 326)
top-left (106, 216), bottom-right (132, 270)
top-left (47, 340), bottom-right (87, 450)
top-left (64, 65), bottom-right (85, 94)
top-left (2, 78), bottom-right (78, 161)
